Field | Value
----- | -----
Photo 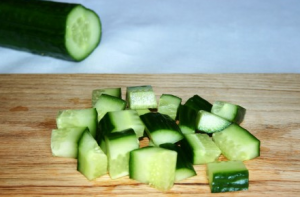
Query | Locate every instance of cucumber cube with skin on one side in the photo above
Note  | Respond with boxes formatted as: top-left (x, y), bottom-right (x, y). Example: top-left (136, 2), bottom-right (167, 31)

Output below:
top-left (158, 94), bottom-right (182, 120)
top-left (92, 87), bottom-right (122, 107)
top-left (207, 160), bottom-right (249, 193)
top-left (211, 101), bottom-right (246, 124)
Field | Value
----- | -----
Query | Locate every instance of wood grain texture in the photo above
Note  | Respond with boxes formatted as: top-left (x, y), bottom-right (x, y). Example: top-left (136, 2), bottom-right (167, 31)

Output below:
top-left (0, 74), bottom-right (299, 196)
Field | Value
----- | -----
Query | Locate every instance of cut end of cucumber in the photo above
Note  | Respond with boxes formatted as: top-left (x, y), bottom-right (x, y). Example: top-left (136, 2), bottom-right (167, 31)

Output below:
top-left (196, 110), bottom-right (231, 133)
top-left (65, 5), bottom-right (101, 61)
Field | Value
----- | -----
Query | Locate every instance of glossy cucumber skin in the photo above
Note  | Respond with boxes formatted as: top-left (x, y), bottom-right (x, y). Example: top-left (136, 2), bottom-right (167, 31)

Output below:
top-left (0, 0), bottom-right (99, 61)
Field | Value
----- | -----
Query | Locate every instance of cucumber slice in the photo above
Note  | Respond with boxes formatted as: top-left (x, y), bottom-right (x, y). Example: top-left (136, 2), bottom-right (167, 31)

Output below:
top-left (126, 85), bottom-right (157, 109)
top-left (211, 101), bottom-right (246, 124)
top-left (178, 105), bottom-right (197, 134)
top-left (56, 108), bottom-right (98, 137)
top-left (180, 133), bottom-right (221, 165)
top-left (94, 94), bottom-right (126, 122)
top-left (0, 0), bottom-right (101, 61)
top-left (184, 95), bottom-right (212, 112)
top-left (140, 112), bottom-right (184, 146)
top-left (158, 94), bottom-right (182, 120)
top-left (105, 128), bottom-right (139, 179)
top-left (51, 127), bottom-right (86, 158)
top-left (213, 124), bottom-right (260, 161)
top-left (129, 146), bottom-right (177, 191)
top-left (160, 143), bottom-right (196, 182)
top-left (77, 129), bottom-right (107, 180)
top-left (92, 87), bottom-right (122, 107)
top-left (97, 109), bottom-right (145, 140)
top-left (196, 110), bottom-right (231, 133)
top-left (207, 161), bottom-right (249, 193)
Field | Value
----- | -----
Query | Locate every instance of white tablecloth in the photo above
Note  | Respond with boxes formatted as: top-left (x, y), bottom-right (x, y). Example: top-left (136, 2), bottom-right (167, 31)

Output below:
top-left (0, 0), bottom-right (299, 73)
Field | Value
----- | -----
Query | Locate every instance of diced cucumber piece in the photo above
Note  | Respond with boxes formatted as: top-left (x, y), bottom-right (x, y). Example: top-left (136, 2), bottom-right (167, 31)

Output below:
top-left (92, 87), bottom-right (122, 107)
top-left (97, 110), bottom-right (145, 141)
top-left (184, 95), bottom-right (212, 112)
top-left (77, 129), bottom-right (107, 180)
top-left (158, 94), bottom-right (182, 120)
top-left (211, 101), bottom-right (246, 124)
top-left (126, 85), bottom-right (157, 109)
top-left (105, 128), bottom-right (139, 179)
top-left (213, 124), bottom-right (260, 161)
top-left (180, 133), bottom-right (221, 165)
top-left (207, 161), bottom-right (249, 193)
top-left (56, 108), bottom-right (97, 137)
top-left (94, 94), bottom-right (126, 122)
top-left (160, 143), bottom-right (196, 182)
top-left (178, 105), bottom-right (197, 134)
top-left (140, 112), bottom-right (184, 146)
top-left (129, 146), bottom-right (177, 191)
top-left (51, 127), bottom-right (86, 158)
top-left (196, 110), bottom-right (231, 133)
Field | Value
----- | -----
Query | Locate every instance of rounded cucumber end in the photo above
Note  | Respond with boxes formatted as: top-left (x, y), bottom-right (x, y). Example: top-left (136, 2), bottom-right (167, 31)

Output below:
top-left (65, 5), bottom-right (102, 61)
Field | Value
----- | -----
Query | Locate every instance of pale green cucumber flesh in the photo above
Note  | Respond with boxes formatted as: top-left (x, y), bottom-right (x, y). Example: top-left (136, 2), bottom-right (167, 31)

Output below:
top-left (56, 108), bottom-right (98, 137)
top-left (182, 133), bottom-right (221, 164)
top-left (126, 85), bottom-right (157, 109)
top-left (77, 129), bottom-right (107, 180)
top-left (196, 110), bottom-right (231, 133)
top-left (211, 101), bottom-right (246, 124)
top-left (105, 129), bottom-right (139, 179)
top-left (212, 124), bottom-right (260, 161)
top-left (92, 87), bottom-right (121, 106)
top-left (158, 94), bottom-right (182, 120)
top-left (51, 127), bottom-right (86, 158)
top-left (94, 94), bottom-right (126, 122)
top-left (129, 146), bottom-right (177, 191)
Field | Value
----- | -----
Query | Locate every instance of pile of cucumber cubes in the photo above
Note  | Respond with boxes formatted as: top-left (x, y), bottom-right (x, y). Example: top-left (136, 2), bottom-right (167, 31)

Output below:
top-left (51, 85), bottom-right (260, 193)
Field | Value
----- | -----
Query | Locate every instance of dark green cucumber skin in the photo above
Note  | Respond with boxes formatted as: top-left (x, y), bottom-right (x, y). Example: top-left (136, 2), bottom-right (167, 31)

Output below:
top-left (140, 112), bottom-right (183, 138)
top-left (178, 105), bottom-right (197, 132)
top-left (160, 143), bottom-right (196, 175)
top-left (178, 138), bottom-right (195, 164)
top-left (0, 0), bottom-right (99, 61)
top-left (105, 128), bottom-right (136, 141)
top-left (211, 170), bottom-right (249, 193)
top-left (184, 95), bottom-right (212, 112)
top-left (234, 106), bottom-right (246, 124)
top-left (96, 113), bottom-right (115, 145)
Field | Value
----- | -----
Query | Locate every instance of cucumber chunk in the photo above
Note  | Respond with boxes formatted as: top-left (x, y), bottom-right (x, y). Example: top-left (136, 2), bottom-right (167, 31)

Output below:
top-left (180, 133), bottom-right (221, 164)
top-left (126, 85), bottom-right (157, 109)
top-left (97, 109), bottom-right (145, 140)
top-left (94, 94), bottom-right (126, 122)
top-left (0, 0), bottom-right (102, 61)
top-left (160, 143), bottom-right (196, 182)
top-left (213, 124), bottom-right (260, 161)
top-left (178, 105), bottom-right (197, 134)
top-left (77, 129), bottom-right (107, 180)
top-left (135, 109), bottom-right (151, 116)
top-left (140, 112), bottom-right (184, 146)
top-left (211, 101), bottom-right (246, 124)
top-left (92, 87), bottom-right (121, 107)
top-left (196, 110), bottom-right (231, 133)
top-left (207, 160), bottom-right (249, 193)
top-left (51, 127), bottom-right (86, 158)
top-left (184, 95), bottom-right (212, 112)
top-left (158, 94), bottom-right (182, 120)
top-left (105, 128), bottom-right (139, 179)
top-left (129, 146), bottom-right (177, 191)
top-left (56, 108), bottom-right (98, 137)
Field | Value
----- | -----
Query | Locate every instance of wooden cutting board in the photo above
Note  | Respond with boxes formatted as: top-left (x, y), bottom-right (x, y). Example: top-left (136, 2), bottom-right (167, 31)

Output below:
top-left (0, 74), bottom-right (299, 196)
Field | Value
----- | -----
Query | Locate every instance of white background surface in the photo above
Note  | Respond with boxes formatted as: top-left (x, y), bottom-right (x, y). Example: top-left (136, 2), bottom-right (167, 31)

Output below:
top-left (0, 0), bottom-right (299, 73)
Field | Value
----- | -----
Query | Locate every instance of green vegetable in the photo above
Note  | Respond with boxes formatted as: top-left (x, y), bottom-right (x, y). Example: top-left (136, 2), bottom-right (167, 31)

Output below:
top-left (129, 146), bottom-right (177, 191)
top-left (158, 94), bottom-right (182, 120)
top-left (213, 124), bottom-right (260, 161)
top-left (211, 101), bottom-right (246, 124)
top-left (77, 128), bottom-right (107, 180)
top-left (196, 110), bottom-right (231, 133)
top-left (126, 85), bottom-right (157, 109)
top-left (0, 0), bottom-right (101, 61)
top-left (207, 160), bottom-right (249, 193)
